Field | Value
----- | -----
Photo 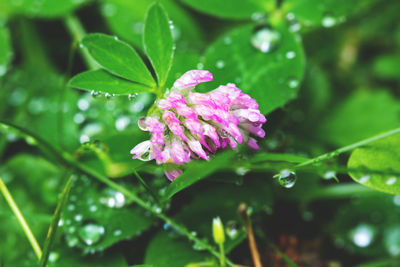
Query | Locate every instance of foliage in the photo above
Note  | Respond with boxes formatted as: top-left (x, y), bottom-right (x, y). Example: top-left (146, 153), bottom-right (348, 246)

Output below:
top-left (0, 0), bottom-right (400, 266)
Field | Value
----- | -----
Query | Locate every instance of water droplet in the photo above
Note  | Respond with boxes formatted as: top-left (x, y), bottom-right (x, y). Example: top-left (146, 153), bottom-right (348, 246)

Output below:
top-left (223, 36), bottom-right (232, 45)
top-left (104, 93), bottom-right (114, 99)
top-left (100, 189), bottom-right (125, 208)
top-left (73, 113), bottom-right (85, 124)
top-left (25, 136), bottom-right (37, 146)
top-left (128, 93), bottom-right (138, 101)
top-left (0, 65), bottom-right (6, 76)
top-left (251, 25), bottom-right (281, 53)
top-left (196, 62), bottom-right (204, 70)
top-left (384, 227), bottom-right (400, 256)
top-left (359, 175), bottom-right (370, 183)
top-left (77, 98), bottom-right (89, 111)
top-left (276, 169), bottom-right (297, 188)
top-left (74, 214), bottom-right (83, 222)
top-left (115, 116), bottom-right (131, 131)
top-left (322, 13), bottom-right (337, 28)
top-left (58, 219), bottom-right (64, 227)
top-left (216, 60), bottom-right (225, 69)
top-left (251, 12), bottom-right (266, 23)
top-left (287, 77), bottom-right (299, 88)
top-left (79, 135), bottom-right (90, 144)
top-left (79, 223), bottom-right (105, 246)
top-left (286, 13), bottom-right (301, 32)
top-left (79, 43), bottom-right (84, 49)
top-left (323, 170), bottom-right (336, 180)
top-left (386, 177), bottom-right (397, 185)
top-left (132, 22), bottom-right (144, 34)
top-left (113, 229), bottom-right (122, 236)
top-left (89, 205), bottom-right (98, 212)
top-left (101, 3), bottom-right (116, 17)
top-left (90, 90), bottom-right (101, 98)
top-left (286, 51), bottom-right (296, 59)
top-left (235, 167), bottom-right (249, 176)
top-left (48, 252), bottom-right (59, 263)
top-left (67, 204), bottom-right (75, 211)
top-left (163, 223), bottom-right (170, 230)
top-left (191, 231), bottom-right (197, 236)
top-left (67, 236), bottom-right (79, 247)
top-left (351, 224), bottom-right (375, 248)
top-left (113, 36), bottom-right (119, 41)
top-left (225, 221), bottom-right (240, 239)
top-left (9, 89), bottom-right (27, 106)
top-left (28, 98), bottom-right (46, 115)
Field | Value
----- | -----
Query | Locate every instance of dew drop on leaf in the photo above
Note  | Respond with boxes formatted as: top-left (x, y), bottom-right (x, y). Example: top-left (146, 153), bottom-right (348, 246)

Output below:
top-left (384, 227), bottom-right (400, 256)
top-left (128, 93), bottom-right (138, 101)
top-left (286, 51), bottom-right (296, 59)
top-left (287, 77), bottom-right (299, 88)
top-left (386, 177), bottom-right (397, 185)
top-left (359, 174), bottom-right (370, 183)
top-left (286, 13), bottom-right (301, 32)
top-left (351, 224), bottom-right (375, 248)
top-left (101, 3), bottom-right (117, 17)
top-left (79, 223), bottom-right (105, 246)
top-left (322, 13), bottom-right (337, 28)
top-left (276, 169), bottom-right (297, 188)
top-left (251, 25), bottom-right (281, 53)
top-left (215, 60), bottom-right (225, 69)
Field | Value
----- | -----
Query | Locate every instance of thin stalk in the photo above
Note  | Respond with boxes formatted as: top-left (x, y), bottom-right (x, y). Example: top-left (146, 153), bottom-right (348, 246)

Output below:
top-left (296, 127), bottom-right (400, 168)
top-left (0, 176), bottom-right (42, 261)
top-left (64, 14), bottom-right (98, 70)
top-left (0, 120), bottom-right (233, 266)
top-left (219, 243), bottom-right (225, 267)
top-left (133, 170), bottom-right (160, 205)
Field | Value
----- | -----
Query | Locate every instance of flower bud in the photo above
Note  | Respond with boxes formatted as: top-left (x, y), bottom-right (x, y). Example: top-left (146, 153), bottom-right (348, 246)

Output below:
top-left (212, 217), bottom-right (225, 245)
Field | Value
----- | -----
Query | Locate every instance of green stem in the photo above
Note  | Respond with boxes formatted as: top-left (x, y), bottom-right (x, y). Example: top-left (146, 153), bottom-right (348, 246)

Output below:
top-left (0, 120), bottom-right (233, 266)
top-left (64, 14), bottom-right (98, 70)
top-left (296, 127), bottom-right (400, 168)
top-left (133, 170), bottom-right (160, 205)
top-left (219, 243), bottom-right (225, 267)
top-left (0, 176), bottom-right (43, 261)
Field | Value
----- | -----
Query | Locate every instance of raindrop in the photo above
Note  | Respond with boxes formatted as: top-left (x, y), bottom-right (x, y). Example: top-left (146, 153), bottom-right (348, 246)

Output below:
top-left (115, 116), bottom-right (131, 131)
top-left (286, 51), bottom-right (296, 59)
top-left (224, 36), bottom-right (232, 45)
top-left (79, 223), bottom-right (105, 246)
top-left (67, 204), bottom-right (75, 211)
top-left (216, 60), bottom-right (225, 69)
top-left (25, 136), bottom-right (37, 146)
top-left (251, 25), bottom-right (281, 53)
top-left (67, 236), bottom-right (79, 247)
top-left (48, 252), bottom-right (59, 263)
top-left (351, 224), bottom-right (375, 248)
top-left (251, 12), bottom-right (266, 23)
top-left (128, 93), bottom-right (138, 101)
top-left (386, 177), bottom-right (397, 185)
top-left (286, 13), bottom-right (301, 32)
top-left (235, 167), bottom-right (249, 176)
top-left (73, 113), bottom-right (85, 124)
top-left (58, 219), bottom-right (64, 227)
top-left (196, 62), bottom-right (204, 70)
top-left (77, 98), bottom-right (89, 111)
top-left (89, 205), bottom-right (98, 212)
top-left (287, 77), bottom-right (299, 88)
top-left (322, 13), bottom-right (337, 28)
top-left (104, 93), bottom-right (114, 99)
top-left (74, 214), bottom-right (83, 222)
top-left (276, 169), bottom-right (297, 188)
top-left (113, 229), bottom-right (122, 236)
top-left (100, 189), bottom-right (125, 208)
top-left (132, 22), bottom-right (144, 34)
top-left (384, 227), bottom-right (400, 256)
top-left (79, 43), bottom-right (84, 49)
top-left (9, 89), bottom-right (27, 106)
top-left (359, 175), bottom-right (370, 183)
top-left (225, 221), bottom-right (240, 239)
top-left (28, 98), bottom-right (46, 115)
top-left (90, 90), bottom-right (101, 98)
top-left (0, 65), bottom-right (6, 76)
top-left (323, 170), bottom-right (336, 180)
top-left (80, 135), bottom-right (90, 144)
top-left (113, 36), bottom-right (119, 41)
top-left (163, 223), bottom-right (170, 230)
top-left (101, 3), bottom-right (116, 17)
top-left (393, 196), bottom-right (400, 206)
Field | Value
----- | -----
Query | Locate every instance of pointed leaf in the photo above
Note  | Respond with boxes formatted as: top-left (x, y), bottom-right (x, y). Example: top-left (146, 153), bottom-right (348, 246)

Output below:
top-left (144, 3), bottom-right (174, 87)
top-left (82, 33), bottom-right (155, 86)
top-left (68, 69), bottom-right (154, 95)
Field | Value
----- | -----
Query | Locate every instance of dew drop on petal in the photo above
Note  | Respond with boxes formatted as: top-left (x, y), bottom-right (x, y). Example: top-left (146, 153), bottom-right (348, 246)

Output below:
top-left (251, 25), bottom-right (281, 53)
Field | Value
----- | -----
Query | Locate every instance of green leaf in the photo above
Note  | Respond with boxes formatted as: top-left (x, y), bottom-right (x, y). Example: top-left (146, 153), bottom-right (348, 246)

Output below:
top-left (348, 133), bottom-right (400, 195)
top-left (82, 33), bottom-right (155, 86)
top-left (62, 174), bottom-right (153, 251)
top-left (180, 0), bottom-right (275, 19)
top-left (40, 177), bottom-right (73, 267)
top-left (0, 25), bottom-right (12, 77)
top-left (282, 0), bottom-right (378, 29)
top-left (101, 0), bottom-right (204, 50)
top-left (68, 69), bottom-right (154, 95)
top-left (144, 231), bottom-right (207, 267)
top-left (250, 152), bottom-right (309, 164)
top-left (202, 22), bottom-right (305, 114)
top-left (0, 0), bottom-right (89, 18)
top-left (372, 54), bottom-right (400, 81)
top-left (144, 3), bottom-right (174, 88)
top-left (318, 90), bottom-right (400, 146)
top-left (164, 150), bottom-right (236, 199)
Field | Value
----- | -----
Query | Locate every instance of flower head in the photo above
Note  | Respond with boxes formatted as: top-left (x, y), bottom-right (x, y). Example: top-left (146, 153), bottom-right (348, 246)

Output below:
top-left (131, 70), bottom-right (266, 181)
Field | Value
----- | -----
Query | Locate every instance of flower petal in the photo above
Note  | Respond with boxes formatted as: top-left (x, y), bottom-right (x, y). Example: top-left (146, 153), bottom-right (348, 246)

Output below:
top-left (173, 70), bottom-right (213, 90)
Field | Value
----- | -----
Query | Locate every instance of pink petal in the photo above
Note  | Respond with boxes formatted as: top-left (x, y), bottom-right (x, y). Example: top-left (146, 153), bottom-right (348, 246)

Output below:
top-left (188, 139), bottom-right (209, 160)
top-left (173, 70), bottom-right (213, 90)
top-left (165, 168), bottom-right (183, 181)
top-left (247, 137), bottom-right (259, 150)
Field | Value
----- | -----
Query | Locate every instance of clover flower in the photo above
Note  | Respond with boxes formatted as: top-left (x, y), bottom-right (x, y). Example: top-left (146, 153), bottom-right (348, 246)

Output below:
top-left (130, 70), bottom-right (266, 180)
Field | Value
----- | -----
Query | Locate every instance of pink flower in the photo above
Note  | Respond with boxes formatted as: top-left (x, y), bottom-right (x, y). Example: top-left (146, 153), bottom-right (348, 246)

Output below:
top-left (130, 70), bottom-right (267, 181)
